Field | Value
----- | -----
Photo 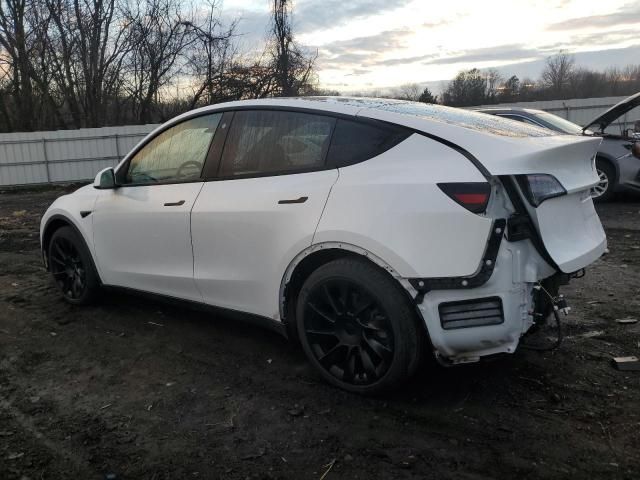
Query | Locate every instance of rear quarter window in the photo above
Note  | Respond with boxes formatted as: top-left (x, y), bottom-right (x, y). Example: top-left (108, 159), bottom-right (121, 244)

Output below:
top-left (327, 119), bottom-right (411, 168)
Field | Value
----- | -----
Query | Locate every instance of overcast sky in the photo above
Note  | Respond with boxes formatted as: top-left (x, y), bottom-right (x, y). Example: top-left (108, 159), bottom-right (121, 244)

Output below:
top-left (224, 0), bottom-right (640, 92)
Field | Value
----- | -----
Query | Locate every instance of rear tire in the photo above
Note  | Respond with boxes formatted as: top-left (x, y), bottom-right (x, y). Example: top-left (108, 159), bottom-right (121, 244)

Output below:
top-left (592, 160), bottom-right (616, 202)
top-left (48, 226), bottom-right (100, 305)
top-left (296, 257), bottom-right (422, 395)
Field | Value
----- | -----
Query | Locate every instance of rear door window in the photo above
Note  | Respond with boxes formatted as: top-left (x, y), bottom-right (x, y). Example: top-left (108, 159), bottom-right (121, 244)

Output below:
top-left (219, 110), bottom-right (335, 177)
top-left (326, 119), bottom-right (411, 167)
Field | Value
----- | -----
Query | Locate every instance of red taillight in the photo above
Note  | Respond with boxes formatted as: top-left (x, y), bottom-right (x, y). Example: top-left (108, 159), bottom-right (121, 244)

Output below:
top-left (438, 182), bottom-right (491, 213)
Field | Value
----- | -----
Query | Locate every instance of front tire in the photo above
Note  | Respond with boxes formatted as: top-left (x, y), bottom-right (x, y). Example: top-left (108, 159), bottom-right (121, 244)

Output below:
top-left (48, 226), bottom-right (99, 305)
top-left (296, 257), bottom-right (422, 395)
top-left (592, 160), bottom-right (616, 202)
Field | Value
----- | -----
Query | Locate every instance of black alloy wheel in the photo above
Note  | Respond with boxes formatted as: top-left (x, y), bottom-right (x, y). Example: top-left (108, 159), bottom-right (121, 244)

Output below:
top-left (50, 235), bottom-right (86, 300)
top-left (48, 226), bottom-right (99, 304)
top-left (303, 279), bottom-right (395, 385)
top-left (296, 257), bottom-right (422, 394)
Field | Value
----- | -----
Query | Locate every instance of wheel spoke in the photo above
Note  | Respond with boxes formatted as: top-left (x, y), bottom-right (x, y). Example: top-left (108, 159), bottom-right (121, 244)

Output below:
top-left (307, 302), bottom-right (336, 324)
top-left (318, 343), bottom-right (346, 367)
top-left (50, 255), bottom-right (66, 266)
top-left (363, 335), bottom-right (392, 362)
top-left (70, 275), bottom-right (81, 298)
top-left (53, 241), bottom-right (66, 259)
top-left (306, 329), bottom-right (337, 339)
top-left (353, 299), bottom-right (374, 317)
top-left (339, 282), bottom-right (349, 311)
top-left (359, 348), bottom-right (378, 380)
top-left (592, 169), bottom-right (609, 198)
top-left (342, 346), bottom-right (357, 382)
top-left (322, 285), bottom-right (341, 315)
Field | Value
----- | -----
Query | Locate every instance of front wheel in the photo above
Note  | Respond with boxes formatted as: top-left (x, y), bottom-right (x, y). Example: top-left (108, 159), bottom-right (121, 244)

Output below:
top-left (592, 160), bottom-right (616, 202)
top-left (48, 226), bottom-right (100, 305)
top-left (296, 257), bottom-right (422, 395)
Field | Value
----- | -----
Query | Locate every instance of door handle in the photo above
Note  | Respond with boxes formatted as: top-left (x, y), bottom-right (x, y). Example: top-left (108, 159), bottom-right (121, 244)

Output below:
top-left (164, 200), bottom-right (185, 206)
top-left (278, 196), bottom-right (308, 205)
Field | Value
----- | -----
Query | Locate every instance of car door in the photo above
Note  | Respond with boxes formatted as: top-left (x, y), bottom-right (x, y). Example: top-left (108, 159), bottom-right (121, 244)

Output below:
top-left (191, 109), bottom-right (339, 318)
top-left (92, 113), bottom-right (223, 302)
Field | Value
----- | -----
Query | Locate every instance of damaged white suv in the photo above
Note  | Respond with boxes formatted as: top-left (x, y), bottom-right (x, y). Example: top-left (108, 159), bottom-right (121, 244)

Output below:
top-left (40, 98), bottom-right (606, 394)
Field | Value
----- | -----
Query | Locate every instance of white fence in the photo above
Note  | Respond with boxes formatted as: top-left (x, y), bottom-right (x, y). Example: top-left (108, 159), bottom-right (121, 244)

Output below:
top-left (0, 124), bottom-right (158, 186)
top-left (471, 95), bottom-right (639, 131)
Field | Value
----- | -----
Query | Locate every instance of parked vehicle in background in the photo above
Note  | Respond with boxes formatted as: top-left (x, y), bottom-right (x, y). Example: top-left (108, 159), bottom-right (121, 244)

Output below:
top-left (477, 91), bottom-right (640, 201)
top-left (40, 98), bottom-right (606, 394)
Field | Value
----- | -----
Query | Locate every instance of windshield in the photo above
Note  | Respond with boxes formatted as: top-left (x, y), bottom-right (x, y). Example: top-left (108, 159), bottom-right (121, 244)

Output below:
top-left (534, 112), bottom-right (584, 135)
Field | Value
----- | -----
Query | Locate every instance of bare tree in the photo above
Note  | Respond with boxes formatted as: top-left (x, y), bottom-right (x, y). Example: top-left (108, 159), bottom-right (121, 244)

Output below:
top-left (44, 0), bottom-right (134, 127)
top-left (184, 0), bottom-right (236, 108)
top-left (441, 68), bottom-right (487, 106)
top-left (0, 0), bottom-right (38, 130)
top-left (541, 51), bottom-right (575, 95)
top-left (0, 59), bottom-right (12, 130)
top-left (268, 0), bottom-right (315, 97)
top-left (123, 0), bottom-right (194, 123)
top-left (395, 83), bottom-right (421, 101)
top-left (484, 68), bottom-right (502, 103)
top-left (220, 56), bottom-right (277, 99)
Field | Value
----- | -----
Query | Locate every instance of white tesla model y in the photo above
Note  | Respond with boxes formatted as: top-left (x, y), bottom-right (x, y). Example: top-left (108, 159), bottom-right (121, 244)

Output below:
top-left (41, 98), bottom-right (606, 394)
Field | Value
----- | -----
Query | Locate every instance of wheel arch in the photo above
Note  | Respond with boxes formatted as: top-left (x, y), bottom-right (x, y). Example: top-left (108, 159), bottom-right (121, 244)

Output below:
top-left (279, 242), bottom-right (425, 340)
top-left (42, 214), bottom-right (101, 283)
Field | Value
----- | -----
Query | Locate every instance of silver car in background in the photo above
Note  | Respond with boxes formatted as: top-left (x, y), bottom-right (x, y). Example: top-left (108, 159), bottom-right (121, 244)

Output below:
top-left (477, 92), bottom-right (640, 201)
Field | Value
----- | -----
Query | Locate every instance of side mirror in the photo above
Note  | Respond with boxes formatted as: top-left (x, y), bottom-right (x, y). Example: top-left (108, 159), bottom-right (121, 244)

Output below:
top-left (93, 167), bottom-right (118, 189)
top-left (632, 142), bottom-right (640, 160)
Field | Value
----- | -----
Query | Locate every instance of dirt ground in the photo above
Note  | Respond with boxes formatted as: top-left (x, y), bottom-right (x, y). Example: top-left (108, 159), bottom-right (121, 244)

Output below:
top-left (0, 184), bottom-right (639, 480)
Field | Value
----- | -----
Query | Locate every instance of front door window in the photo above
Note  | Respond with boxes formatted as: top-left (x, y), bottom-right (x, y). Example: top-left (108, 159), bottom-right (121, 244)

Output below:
top-left (123, 113), bottom-right (222, 185)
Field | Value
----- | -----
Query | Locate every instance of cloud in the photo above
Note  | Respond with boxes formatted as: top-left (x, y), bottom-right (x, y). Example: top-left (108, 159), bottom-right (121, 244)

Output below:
top-left (538, 28), bottom-right (640, 54)
top-left (569, 28), bottom-right (640, 47)
top-left (424, 44), bottom-right (543, 66)
top-left (225, 9), bottom-right (270, 49)
top-left (547, 4), bottom-right (640, 30)
top-left (346, 68), bottom-right (373, 76)
top-left (295, 0), bottom-right (413, 32)
top-left (480, 44), bottom-right (640, 83)
top-left (316, 29), bottom-right (414, 69)
top-left (373, 53), bottom-right (438, 67)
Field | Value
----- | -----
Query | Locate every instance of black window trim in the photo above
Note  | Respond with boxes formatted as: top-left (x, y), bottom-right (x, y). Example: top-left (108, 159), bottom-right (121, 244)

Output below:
top-left (201, 106), bottom-right (413, 182)
top-left (203, 105), bottom-right (490, 180)
top-left (112, 103), bottom-right (491, 186)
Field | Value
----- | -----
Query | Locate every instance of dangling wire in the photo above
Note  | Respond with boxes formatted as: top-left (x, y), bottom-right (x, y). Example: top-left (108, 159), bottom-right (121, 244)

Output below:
top-left (521, 282), bottom-right (565, 351)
